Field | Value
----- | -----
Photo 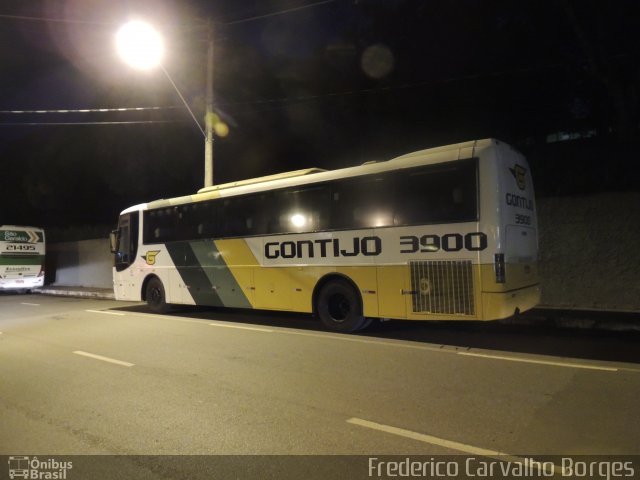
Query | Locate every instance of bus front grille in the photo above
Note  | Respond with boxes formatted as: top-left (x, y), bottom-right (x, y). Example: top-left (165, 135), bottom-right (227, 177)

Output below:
top-left (410, 260), bottom-right (475, 315)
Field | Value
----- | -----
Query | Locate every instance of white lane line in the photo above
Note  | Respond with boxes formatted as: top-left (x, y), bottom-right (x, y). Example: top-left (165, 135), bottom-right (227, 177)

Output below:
top-left (209, 323), bottom-right (273, 333)
top-left (20, 302), bottom-right (40, 306)
top-left (109, 311), bottom-right (635, 372)
top-left (457, 351), bottom-right (618, 372)
top-left (283, 330), bottom-right (446, 352)
top-left (85, 309), bottom-right (126, 316)
top-left (286, 331), bottom-right (622, 371)
top-left (73, 350), bottom-right (134, 367)
top-left (347, 418), bottom-right (563, 475)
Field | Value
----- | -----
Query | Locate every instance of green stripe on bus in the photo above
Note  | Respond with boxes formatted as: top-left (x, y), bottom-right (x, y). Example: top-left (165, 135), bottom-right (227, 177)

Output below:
top-left (165, 241), bottom-right (252, 308)
top-left (0, 230), bottom-right (44, 242)
top-left (166, 242), bottom-right (224, 306)
top-left (190, 240), bottom-right (252, 309)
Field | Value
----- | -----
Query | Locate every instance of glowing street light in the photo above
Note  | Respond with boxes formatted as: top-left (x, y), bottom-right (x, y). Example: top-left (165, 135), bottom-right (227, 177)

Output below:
top-left (115, 19), bottom-right (216, 187)
top-left (115, 21), bottom-right (164, 70)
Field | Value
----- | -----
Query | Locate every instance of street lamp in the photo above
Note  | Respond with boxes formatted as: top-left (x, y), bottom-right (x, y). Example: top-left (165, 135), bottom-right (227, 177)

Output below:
top-left (115, 20), bottom-right (216, 187)
top-left (115, 20), bottom-right (164, 70)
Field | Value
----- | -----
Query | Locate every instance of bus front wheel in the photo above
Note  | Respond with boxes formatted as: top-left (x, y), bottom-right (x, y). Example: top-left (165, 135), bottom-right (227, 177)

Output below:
top-left (146, 277), bottom-right (169, 313)
top-left (316, 279), bottom-right (370, 332)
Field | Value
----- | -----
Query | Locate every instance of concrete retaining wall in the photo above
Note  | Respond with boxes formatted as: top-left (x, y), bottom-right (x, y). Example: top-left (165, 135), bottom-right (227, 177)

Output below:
top-left (537, 192), bottom-right (640, 311)
top-left (45, 238), bottom-right (113, 289)
top-left (43, 192), bottom-right (640, 311)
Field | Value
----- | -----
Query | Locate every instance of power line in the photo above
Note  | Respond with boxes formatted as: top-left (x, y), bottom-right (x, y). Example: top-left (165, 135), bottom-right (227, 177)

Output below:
top-left (222, 0), bottom-right (337, 26)
top-left (0, 120), bottom-right (182, 126)
top-left (0, 0), bottom-right (337, 28)
top-left (0, 106), bottom-right (180, 114)
top-left (219, 62), bottom-right (568, 110)
top-left (0, 13), bottom-right (112, 25)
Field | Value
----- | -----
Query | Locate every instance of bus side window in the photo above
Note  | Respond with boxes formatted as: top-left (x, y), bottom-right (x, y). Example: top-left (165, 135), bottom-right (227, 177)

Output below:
top-left (144, 208), bottom-right (178, 243)
top-left (270, 186), bottom-right (329, 234)
top-left (197, 201), bottom-right (217, 239)
top-left (252, 194), bottom-right (271, 235)
top-left (217, 195), bottom-right (262, 238)
top-left (115, 211), bottom-right (138, 271)
top-left (330, 176), bottom-right (392, 230)
top-left (394, 160), bottom-right (478, 225)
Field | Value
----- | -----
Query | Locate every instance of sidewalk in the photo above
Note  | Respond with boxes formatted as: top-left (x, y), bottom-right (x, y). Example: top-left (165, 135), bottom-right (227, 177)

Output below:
top-left (505, 307), bottom-right (640, 333)
top-left (37, 285), bottom-right (115, 300)
top-left (36, 285), bottom-right (640, 332)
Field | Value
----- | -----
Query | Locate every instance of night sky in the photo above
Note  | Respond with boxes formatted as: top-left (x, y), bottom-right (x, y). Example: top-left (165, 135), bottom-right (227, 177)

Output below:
top-left (0, 0), bottom-right (638, 239)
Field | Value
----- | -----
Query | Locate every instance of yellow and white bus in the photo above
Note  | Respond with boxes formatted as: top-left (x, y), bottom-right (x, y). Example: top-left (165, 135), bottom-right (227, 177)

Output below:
top-left (111, 138), bottom-right (540, 331)
top-left (0, 225), bottom-right (46, 292)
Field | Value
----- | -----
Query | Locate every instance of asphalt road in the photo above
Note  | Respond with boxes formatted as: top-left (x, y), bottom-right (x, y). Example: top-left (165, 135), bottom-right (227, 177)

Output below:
top-left (1, 293), bottom-right (639, 465)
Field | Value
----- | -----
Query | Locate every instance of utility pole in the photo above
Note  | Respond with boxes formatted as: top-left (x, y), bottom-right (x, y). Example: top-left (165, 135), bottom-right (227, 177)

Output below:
top-left (204, 19), bottom-right (214, 187)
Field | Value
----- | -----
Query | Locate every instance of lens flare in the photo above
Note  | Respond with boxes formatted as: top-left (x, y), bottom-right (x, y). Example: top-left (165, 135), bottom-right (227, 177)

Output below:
top-left (116, 20), bottom-right (164, 70)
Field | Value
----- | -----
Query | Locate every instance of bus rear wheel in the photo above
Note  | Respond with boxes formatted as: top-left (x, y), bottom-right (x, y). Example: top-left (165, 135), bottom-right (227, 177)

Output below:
top-left (146, 277), bottom-right (169, 313)
top-left (316, 279), bottom-right (370, 332)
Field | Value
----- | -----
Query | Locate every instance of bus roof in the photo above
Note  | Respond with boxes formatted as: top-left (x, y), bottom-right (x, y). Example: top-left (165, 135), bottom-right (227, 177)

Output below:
top-left (197, 168), bottom-right (327, 194)
top-left (122, 138), bottom-right (501, 214)
top-left (0, 225), bottom-right (44, 231)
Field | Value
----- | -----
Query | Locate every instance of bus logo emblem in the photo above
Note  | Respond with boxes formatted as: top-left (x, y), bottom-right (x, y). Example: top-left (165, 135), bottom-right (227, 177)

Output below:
top-left (509, 164), bottom-right (527, 190)
top-left (141, 250), bottom-right (161, 265)
top-left (419, 278), bottom-right (431, 296)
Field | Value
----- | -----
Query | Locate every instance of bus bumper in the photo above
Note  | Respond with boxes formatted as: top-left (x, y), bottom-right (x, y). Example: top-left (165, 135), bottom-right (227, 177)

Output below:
top-left (0, 277), bottom-right (44, 290)
top-left (481, 284), bottom-right (541, 320)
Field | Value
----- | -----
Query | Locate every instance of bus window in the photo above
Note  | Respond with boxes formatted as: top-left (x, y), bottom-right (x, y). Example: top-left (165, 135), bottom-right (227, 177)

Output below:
top-left (394, 160), bottom-right (478, 226)
top-left (217, 194), bottom-right (265, 238)
top-left (144, 208), bottom-right (177, 243)
top-left (273, 186), bottom-right (329, 234)
top-left (115, 212), bottom-right (139, 271)
top-left (330, 175), bottom-right (393, 230)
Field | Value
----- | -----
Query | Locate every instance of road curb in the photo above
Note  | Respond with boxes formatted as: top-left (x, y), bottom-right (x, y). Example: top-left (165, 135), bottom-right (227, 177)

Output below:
top-left (36, 288), bottom-right (115, 300)
top-left (504, 308), bottom-right (640, 333)
top-left (32, 289), bottom-right (640, 332)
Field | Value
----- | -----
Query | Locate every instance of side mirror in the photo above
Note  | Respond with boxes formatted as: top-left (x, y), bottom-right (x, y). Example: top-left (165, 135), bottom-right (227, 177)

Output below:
top-left (109, 230), bottom-right (119, 254)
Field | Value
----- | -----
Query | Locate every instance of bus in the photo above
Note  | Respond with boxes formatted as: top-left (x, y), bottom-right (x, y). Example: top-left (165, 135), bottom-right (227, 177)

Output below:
top-left (0, 225), bottom-right (46, 292)
top-left (111, 139), bottom-right (540, 332)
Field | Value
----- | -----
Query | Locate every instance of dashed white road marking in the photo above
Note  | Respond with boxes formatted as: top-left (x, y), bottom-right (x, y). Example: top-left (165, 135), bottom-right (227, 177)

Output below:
top-left (457, 351), bottom-right (618, 372)
top-left (73, 350), bottom-right (134, 367)
top-left (284, 330), bottom-right (626, 372)
top-left (85, 309), bottom-right (126, 316)
top-left (347, 418), bottom-right (564, 475)
top-left (20, 302), bottom-right (40, 306)
top-left (89, 310), bottom-right (633, 373)
top-left (282, 329), bottom-right (445, 352)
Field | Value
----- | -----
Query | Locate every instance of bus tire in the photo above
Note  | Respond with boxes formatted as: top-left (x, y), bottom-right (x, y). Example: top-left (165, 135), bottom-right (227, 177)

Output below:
top-left (146, 277), bottom-right (169, 313)
top-left (316, 279), bottom-right (368, 332)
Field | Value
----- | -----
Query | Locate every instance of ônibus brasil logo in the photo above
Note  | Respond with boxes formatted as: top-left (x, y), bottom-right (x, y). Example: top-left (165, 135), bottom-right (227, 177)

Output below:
top-left (7, 456), bottom-right (73, 479)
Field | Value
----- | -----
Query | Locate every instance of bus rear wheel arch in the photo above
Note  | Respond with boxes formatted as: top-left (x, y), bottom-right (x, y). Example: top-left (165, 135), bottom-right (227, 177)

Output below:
top-left (314, 276), bottom-right (372, 332)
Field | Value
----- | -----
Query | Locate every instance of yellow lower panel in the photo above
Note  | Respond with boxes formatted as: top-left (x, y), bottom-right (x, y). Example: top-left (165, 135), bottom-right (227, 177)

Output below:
top-left (222, 257), bottom-right (540, 321)
top-left (403, 262), bottom-right (483, 321)
top-left (286, 267), bottom-right (330, 313)
top-left (252, 266), bottom-right (333, 313)
top-left (376, 266), bottom-right (407, 319)
top-left (215, 239), bottom-right (259, 304)
top-left (481, 284), bottom-right (541, 319)
top-left (480, 262), bottom-right (539, 293)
